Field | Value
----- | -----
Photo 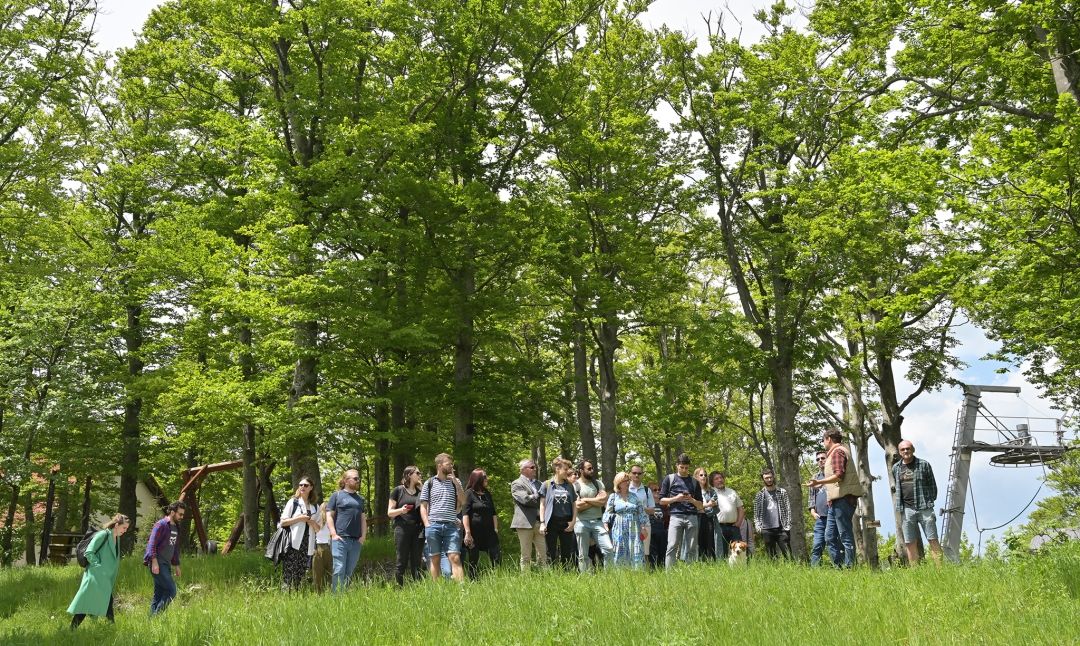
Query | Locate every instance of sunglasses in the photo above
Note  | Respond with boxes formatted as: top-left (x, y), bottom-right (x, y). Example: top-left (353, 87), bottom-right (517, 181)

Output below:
top-left (299, 483), bottom-right (312, 488)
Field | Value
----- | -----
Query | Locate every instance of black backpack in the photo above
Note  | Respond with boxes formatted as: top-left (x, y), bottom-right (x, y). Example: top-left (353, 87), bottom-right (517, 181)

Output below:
top-left (75, 527), bottom-right (99, 568)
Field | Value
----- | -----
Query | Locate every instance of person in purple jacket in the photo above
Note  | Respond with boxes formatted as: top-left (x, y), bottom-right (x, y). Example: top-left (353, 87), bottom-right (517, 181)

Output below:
top-left (143, 501), bottom-right (186, 615)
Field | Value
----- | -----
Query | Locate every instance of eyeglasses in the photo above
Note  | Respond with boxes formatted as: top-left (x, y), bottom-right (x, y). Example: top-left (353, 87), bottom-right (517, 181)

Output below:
top-left (299, 483), bottom-right (312, 488)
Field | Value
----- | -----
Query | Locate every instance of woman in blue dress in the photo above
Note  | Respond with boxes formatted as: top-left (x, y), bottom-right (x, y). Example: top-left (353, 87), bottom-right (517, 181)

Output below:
top-left (603, 472), bottom-right (649, 569)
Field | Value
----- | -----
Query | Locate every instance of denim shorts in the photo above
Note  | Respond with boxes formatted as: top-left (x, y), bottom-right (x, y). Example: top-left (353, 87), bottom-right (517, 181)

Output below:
top-left (901, 506), bottom-right (938, 543)
top-left (424, 521), bottom-right (462, 556)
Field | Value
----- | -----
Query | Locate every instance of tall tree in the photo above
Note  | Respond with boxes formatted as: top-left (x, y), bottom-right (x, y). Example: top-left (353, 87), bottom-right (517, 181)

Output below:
top-left (817, 0), bottom-right (1080, 409)
top-left (0, 0), bottom-right (96, 563)
top-left (663, 5), bottom-right (872, 556)
top-left (538, 1), bottom-right (694, 486)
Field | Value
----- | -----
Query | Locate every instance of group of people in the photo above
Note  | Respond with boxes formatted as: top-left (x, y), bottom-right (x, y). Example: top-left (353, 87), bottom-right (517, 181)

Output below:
top-left (66, 429), bottom-right (943, 627)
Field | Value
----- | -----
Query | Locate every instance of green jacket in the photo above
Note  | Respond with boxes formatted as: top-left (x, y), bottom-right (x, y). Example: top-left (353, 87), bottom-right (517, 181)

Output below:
top-left (67, 529), bottom-right (121, 617)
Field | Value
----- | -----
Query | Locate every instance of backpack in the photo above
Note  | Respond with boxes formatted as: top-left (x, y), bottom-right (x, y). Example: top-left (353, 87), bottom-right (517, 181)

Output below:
top-left (75, 527), bottom-right (100, 568)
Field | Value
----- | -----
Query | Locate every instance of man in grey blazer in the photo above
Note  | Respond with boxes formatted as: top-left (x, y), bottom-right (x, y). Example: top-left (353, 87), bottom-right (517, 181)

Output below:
top-left (510, 458), bottom-right (547, 569)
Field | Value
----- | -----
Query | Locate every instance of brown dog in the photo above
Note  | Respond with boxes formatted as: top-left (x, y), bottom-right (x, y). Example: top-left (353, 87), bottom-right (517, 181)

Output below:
top-left (728, 541), bottom-right (748, 567)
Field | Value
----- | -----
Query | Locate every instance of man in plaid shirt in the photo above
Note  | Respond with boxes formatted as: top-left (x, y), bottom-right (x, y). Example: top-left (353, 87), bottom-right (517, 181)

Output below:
top-left (892, 440), bottom-right (942, 564)
top-left (753, 469), bottom-right (791, 559)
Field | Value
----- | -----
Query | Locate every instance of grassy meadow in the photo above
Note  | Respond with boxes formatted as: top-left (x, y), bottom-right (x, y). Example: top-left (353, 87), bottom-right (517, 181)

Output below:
top-left (1, 538), bottom-right (1078, 646)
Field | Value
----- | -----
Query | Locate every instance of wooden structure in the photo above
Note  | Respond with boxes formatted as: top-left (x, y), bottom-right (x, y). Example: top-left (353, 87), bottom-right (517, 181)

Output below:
top-left (178, 460), bottom-right (244, 553)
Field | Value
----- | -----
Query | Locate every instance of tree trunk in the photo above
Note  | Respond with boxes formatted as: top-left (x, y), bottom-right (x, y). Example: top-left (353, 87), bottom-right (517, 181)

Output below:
top-left (55, 481), bottom-right (71, 535)
top-left (453, 262), bottom-right (476, 477)
top-left (392, 206), bottom-right (413, 478)
top-left (38, 467), bottom-right (59, 565)
top-left (1033, 23), bottom-right (1080, 103)
top-left (260, 459), bottom-right (278, 544)
top-left (80, 477), bottom-right (92, 534)
top-left (22, 492), bottom-right (35, 566)
top-left (241, 421), bottom-right (259, 549)
top-left (287, 319), bottom-right (321, 491)
top-left (2, 487), bottom-right (18, 566)
top-left (651, 442), bottom-right (664, 484)
top-left (0, 402), bottom-right (10, 565)
top-left (374, 377), bottom-right (391, 537)
top-left (596, 315), bottom-right (620, 489)
top-left (179, 450), bottom-right (198, 553)
top-left (873, 332), bottom-right (907, 560)
top-left (392, 397), bottom-right (410, 482)
top-left (535, 438), bottom-right (548, 481)
top-left (769, 351), bottom-right (807, 559)
top-left (572, 319), bottom-right (596, 466)
top-left (853, 430), bottom-right (880, 568)
top-left (236, 282), bottom-right (261, 550)
top-left (118, 303), bottom-right (143, 555)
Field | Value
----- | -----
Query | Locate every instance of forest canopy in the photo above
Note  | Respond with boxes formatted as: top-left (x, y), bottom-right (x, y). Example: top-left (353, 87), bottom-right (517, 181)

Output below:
top-left (1, 0), bottom-right (1077, 564)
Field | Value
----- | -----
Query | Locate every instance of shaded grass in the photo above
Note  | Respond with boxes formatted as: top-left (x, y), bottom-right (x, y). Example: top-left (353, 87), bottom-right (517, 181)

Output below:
top-left (1, 540), bottom-right (1077, 646)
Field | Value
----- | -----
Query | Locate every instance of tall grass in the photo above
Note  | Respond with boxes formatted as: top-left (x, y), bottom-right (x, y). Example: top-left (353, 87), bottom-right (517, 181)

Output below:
top-left (1, 538), bottom-right (1077, 645)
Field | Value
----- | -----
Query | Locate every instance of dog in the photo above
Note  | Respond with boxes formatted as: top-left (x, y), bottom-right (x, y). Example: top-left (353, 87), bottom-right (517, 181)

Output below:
top-left (728, 541), bottom-right (748, 567)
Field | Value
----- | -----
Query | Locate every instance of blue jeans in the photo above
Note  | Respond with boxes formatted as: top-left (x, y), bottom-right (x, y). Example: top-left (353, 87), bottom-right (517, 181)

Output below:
top-left (424, 521), bottom-right (462, 556)
top-left (810, 514), bottom-right (828, 566)
top-left (825, 497), bottom-right (856, 568)
top-left (149, 558), bottom-right (176, 615)
top-left (574, 518), bottom-right (614, 572)
top-left (665, 514), bottom-right (699, 568)
top-left (331, 537), bottom-right (363, 592)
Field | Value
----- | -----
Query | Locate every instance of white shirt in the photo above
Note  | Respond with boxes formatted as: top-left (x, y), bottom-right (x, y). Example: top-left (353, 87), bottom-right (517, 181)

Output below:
top-left (279, 498), bottom-right (317, 554)
top-left (713, 487), bottom-right (743, 524)
top-left (315, 503), bottom-right (331, 544)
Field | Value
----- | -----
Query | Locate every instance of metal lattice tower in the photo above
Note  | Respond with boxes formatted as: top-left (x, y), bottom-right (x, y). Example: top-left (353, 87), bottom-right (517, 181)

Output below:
top-left (940, 384), bottom-right (1071, 563)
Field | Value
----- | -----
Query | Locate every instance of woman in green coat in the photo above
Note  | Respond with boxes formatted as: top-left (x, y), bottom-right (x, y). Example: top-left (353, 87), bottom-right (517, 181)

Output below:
top-left (67, 514), bottom-right (130, 629)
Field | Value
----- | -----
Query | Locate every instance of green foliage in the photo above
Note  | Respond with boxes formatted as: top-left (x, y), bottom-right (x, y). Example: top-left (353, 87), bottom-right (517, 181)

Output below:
top-left (1023, 441), bottom-right (1080, 537)
top-left (4, 0), bottom-right (1080, 567)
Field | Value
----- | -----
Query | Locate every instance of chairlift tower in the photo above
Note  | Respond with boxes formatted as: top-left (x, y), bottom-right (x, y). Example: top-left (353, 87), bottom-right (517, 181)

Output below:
top-left (940, 384), bottom-right (1071, 562)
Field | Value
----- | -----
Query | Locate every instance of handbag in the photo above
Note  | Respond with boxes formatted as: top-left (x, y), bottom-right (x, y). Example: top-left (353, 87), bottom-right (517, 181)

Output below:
top-left (265, 499), bottom-right (298, 565)
top-left (265, 527), bottom-right (289, 565)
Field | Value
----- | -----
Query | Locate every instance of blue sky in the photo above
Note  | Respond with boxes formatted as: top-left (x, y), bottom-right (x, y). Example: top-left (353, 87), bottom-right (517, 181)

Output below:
top-left (92, 0), bottom-right (1073, 552)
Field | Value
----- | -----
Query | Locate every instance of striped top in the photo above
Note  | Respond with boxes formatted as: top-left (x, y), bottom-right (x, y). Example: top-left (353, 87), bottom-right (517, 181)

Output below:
top-left (420, 476), bottom-right (459, 524)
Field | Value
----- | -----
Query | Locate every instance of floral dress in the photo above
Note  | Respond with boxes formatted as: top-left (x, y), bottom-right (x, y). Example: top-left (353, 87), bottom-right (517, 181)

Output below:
top-left (605, 492), bottom-right (649, 569)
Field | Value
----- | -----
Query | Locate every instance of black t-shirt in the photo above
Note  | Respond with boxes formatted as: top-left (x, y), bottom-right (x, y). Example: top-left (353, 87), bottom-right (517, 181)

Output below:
top-left (543, 481), bottom-right (575, 520)
top-left (463, 489), bottom-right (498, 549)
top-left (899, 462), bottom-right (917, 509)
top-left (390, 485), bottom-right (422, 527)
